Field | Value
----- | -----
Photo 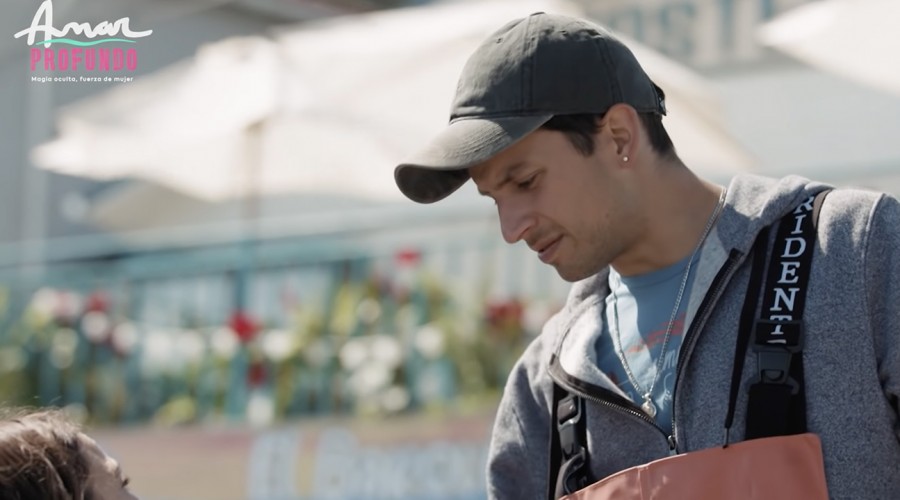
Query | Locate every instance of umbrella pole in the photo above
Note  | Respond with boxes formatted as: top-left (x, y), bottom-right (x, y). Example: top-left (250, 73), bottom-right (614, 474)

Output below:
top-left (235, 121), bottom-right (263, 312)
top-left (226, 121), bottom-right (263, 421)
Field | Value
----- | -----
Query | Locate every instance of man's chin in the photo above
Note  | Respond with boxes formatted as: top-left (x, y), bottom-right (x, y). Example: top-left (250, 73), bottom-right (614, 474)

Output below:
top-left (554, 266), bottom-right (589, 283)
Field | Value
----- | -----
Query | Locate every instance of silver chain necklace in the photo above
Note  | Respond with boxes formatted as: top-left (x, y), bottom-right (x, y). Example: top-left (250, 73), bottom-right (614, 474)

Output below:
top-left (609, 187), bottom-right (727, 418)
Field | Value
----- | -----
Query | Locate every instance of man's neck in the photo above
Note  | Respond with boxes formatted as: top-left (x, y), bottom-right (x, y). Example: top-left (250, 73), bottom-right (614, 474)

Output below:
top-left (612, 165), bottom-right (724, 277)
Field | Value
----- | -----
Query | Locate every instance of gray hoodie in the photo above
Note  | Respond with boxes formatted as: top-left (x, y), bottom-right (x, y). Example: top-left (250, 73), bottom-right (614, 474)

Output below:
top-left (487, 174), bottom-right (900, 499)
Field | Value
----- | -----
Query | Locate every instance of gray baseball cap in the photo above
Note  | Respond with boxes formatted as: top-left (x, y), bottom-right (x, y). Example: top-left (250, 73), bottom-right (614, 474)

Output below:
top-left (394, 12), bottom-right (666, 204)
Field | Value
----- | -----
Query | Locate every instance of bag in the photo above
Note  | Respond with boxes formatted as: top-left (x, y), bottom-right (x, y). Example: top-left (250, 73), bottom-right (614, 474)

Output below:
top-left (560, 433), bottom-right (828, 500)
top-left (550, 191), bottom-right (832, 499)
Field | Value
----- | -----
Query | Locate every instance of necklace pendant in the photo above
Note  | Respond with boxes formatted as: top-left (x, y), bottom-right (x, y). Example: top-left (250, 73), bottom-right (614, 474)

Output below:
top-left (641, 397), bottom-right (657, 418)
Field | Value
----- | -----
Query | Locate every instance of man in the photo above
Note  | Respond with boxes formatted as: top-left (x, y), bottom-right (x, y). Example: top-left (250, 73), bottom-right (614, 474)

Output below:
top-left (394, 12), bottom-right (900, 499)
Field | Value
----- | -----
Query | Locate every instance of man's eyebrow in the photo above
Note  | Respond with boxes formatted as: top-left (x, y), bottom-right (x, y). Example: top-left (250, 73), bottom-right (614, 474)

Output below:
top-left (476, 161), bottom-right (527, 196)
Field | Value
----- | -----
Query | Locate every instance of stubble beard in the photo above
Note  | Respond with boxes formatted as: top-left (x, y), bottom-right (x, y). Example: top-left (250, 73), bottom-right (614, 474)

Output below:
top-left (554, 236), bottom-right (615, 282)
top-left (554, 212), bottom-right (622, 282)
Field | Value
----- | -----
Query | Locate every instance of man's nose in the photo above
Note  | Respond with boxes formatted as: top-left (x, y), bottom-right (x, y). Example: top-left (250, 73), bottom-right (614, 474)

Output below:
top-left (498, 201), bottom-right (533, 244)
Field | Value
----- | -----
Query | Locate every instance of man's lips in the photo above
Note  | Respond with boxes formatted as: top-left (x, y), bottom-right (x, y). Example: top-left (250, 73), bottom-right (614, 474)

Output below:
top-left (534, 236), bottom-right (562, 263)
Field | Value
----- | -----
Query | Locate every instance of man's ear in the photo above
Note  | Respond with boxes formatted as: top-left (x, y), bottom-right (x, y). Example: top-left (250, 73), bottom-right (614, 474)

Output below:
top-left (602, 103), bottom-right (641, 159)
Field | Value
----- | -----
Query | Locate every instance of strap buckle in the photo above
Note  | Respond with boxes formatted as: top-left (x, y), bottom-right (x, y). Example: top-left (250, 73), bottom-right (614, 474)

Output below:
top-left (557, 448), bottom-right (589, 495)
top-left (751, 319), bottom-right (803, 394)
top-left (752, 344), bottom-right (800, 394)
top-left (556, 394), bottom-right (583, 457)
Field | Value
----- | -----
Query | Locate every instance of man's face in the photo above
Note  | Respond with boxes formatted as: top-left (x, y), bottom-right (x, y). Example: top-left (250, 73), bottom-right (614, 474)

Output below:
top-left (470, 127), bottom-right (640, 282)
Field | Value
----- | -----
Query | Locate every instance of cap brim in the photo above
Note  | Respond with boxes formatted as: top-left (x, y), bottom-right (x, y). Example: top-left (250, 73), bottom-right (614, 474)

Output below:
top-left (395, 114), bottom-right (552, 203)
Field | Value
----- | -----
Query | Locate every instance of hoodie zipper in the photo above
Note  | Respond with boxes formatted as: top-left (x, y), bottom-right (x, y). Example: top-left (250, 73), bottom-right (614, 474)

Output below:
top-left (547, 250), bottom-right (748, 457)
top-left (548, 356), bottom-right (671, 448)
top-left (668, 249), bottom-right (746, 452)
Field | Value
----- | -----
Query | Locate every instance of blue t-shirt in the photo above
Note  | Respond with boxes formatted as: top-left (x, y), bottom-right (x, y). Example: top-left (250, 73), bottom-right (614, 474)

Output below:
top-left (596, 252), bottom-right (699, 435)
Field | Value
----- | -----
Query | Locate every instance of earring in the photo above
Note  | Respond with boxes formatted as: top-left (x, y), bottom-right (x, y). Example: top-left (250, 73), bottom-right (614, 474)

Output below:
top-left (623, 156), bottom-right (629, 162)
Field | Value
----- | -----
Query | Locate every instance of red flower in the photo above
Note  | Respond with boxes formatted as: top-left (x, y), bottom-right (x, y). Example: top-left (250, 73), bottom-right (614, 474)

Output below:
top-left (486, 299), bottom-right (525, 329)
top-left (247, 361), bottom-right (267, 387)
top-left (394, 248), bottom-right (421, 267)
top-left (85, 291), bottom-right (109, 313)
top-left (229, 311), bottom-right (259, 343)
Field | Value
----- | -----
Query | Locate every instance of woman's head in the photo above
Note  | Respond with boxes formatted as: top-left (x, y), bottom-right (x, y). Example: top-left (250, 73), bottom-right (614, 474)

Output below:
top-left (0, 409), bottom-right (136, 500)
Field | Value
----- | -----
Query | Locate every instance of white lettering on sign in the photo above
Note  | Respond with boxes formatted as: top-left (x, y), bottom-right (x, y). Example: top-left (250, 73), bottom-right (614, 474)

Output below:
top-left (312, 428), bottom-right (488, 498)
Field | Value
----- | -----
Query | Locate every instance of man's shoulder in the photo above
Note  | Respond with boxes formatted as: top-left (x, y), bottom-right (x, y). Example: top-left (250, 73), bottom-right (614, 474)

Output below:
top-left (817, 185), bottom-right (893, 235)
top-left (721, 175), bottom-right (893, 247)
top-left (822, 184), bottom-right (891, 210)
top-left (728, 174), bottom-right (891, 211)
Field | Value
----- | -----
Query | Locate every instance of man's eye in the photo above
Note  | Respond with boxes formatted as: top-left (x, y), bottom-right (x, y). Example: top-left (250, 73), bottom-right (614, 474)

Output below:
top-left (517, 175), bottom-right (537, 189)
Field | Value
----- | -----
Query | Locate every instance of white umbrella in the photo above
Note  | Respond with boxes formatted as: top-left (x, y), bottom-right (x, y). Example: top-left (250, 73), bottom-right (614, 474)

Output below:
top-left (275, 0), bottom-right (754, 180)
top-left (32, 0), bottom-right (753, 207)
top-left (758, 0), bottom-right (900, 96)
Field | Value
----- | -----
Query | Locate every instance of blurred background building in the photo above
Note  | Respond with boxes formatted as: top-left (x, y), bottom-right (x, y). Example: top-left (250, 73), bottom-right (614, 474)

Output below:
top-left (1, 0), bottom-right (898, 498)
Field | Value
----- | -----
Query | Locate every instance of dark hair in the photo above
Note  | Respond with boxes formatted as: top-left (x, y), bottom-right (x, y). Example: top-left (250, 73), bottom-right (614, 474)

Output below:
top-left (541, 112), bottom-right (677, 160)
top-left (0, 410), bottom-right (91, 500)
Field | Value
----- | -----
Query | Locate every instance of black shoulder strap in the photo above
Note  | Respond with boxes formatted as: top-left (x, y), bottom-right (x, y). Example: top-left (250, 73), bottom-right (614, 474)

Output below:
top-left (738, 190), bottom-right (831, 440)
top-left (548, 383), bottom-right (589, 499)
top-left (548, 382), bottom-right (565, 500)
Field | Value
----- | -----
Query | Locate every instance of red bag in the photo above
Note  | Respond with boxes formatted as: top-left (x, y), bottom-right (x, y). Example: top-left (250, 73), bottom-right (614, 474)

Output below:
top-left (562, 433), bottom-right (828, 500)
